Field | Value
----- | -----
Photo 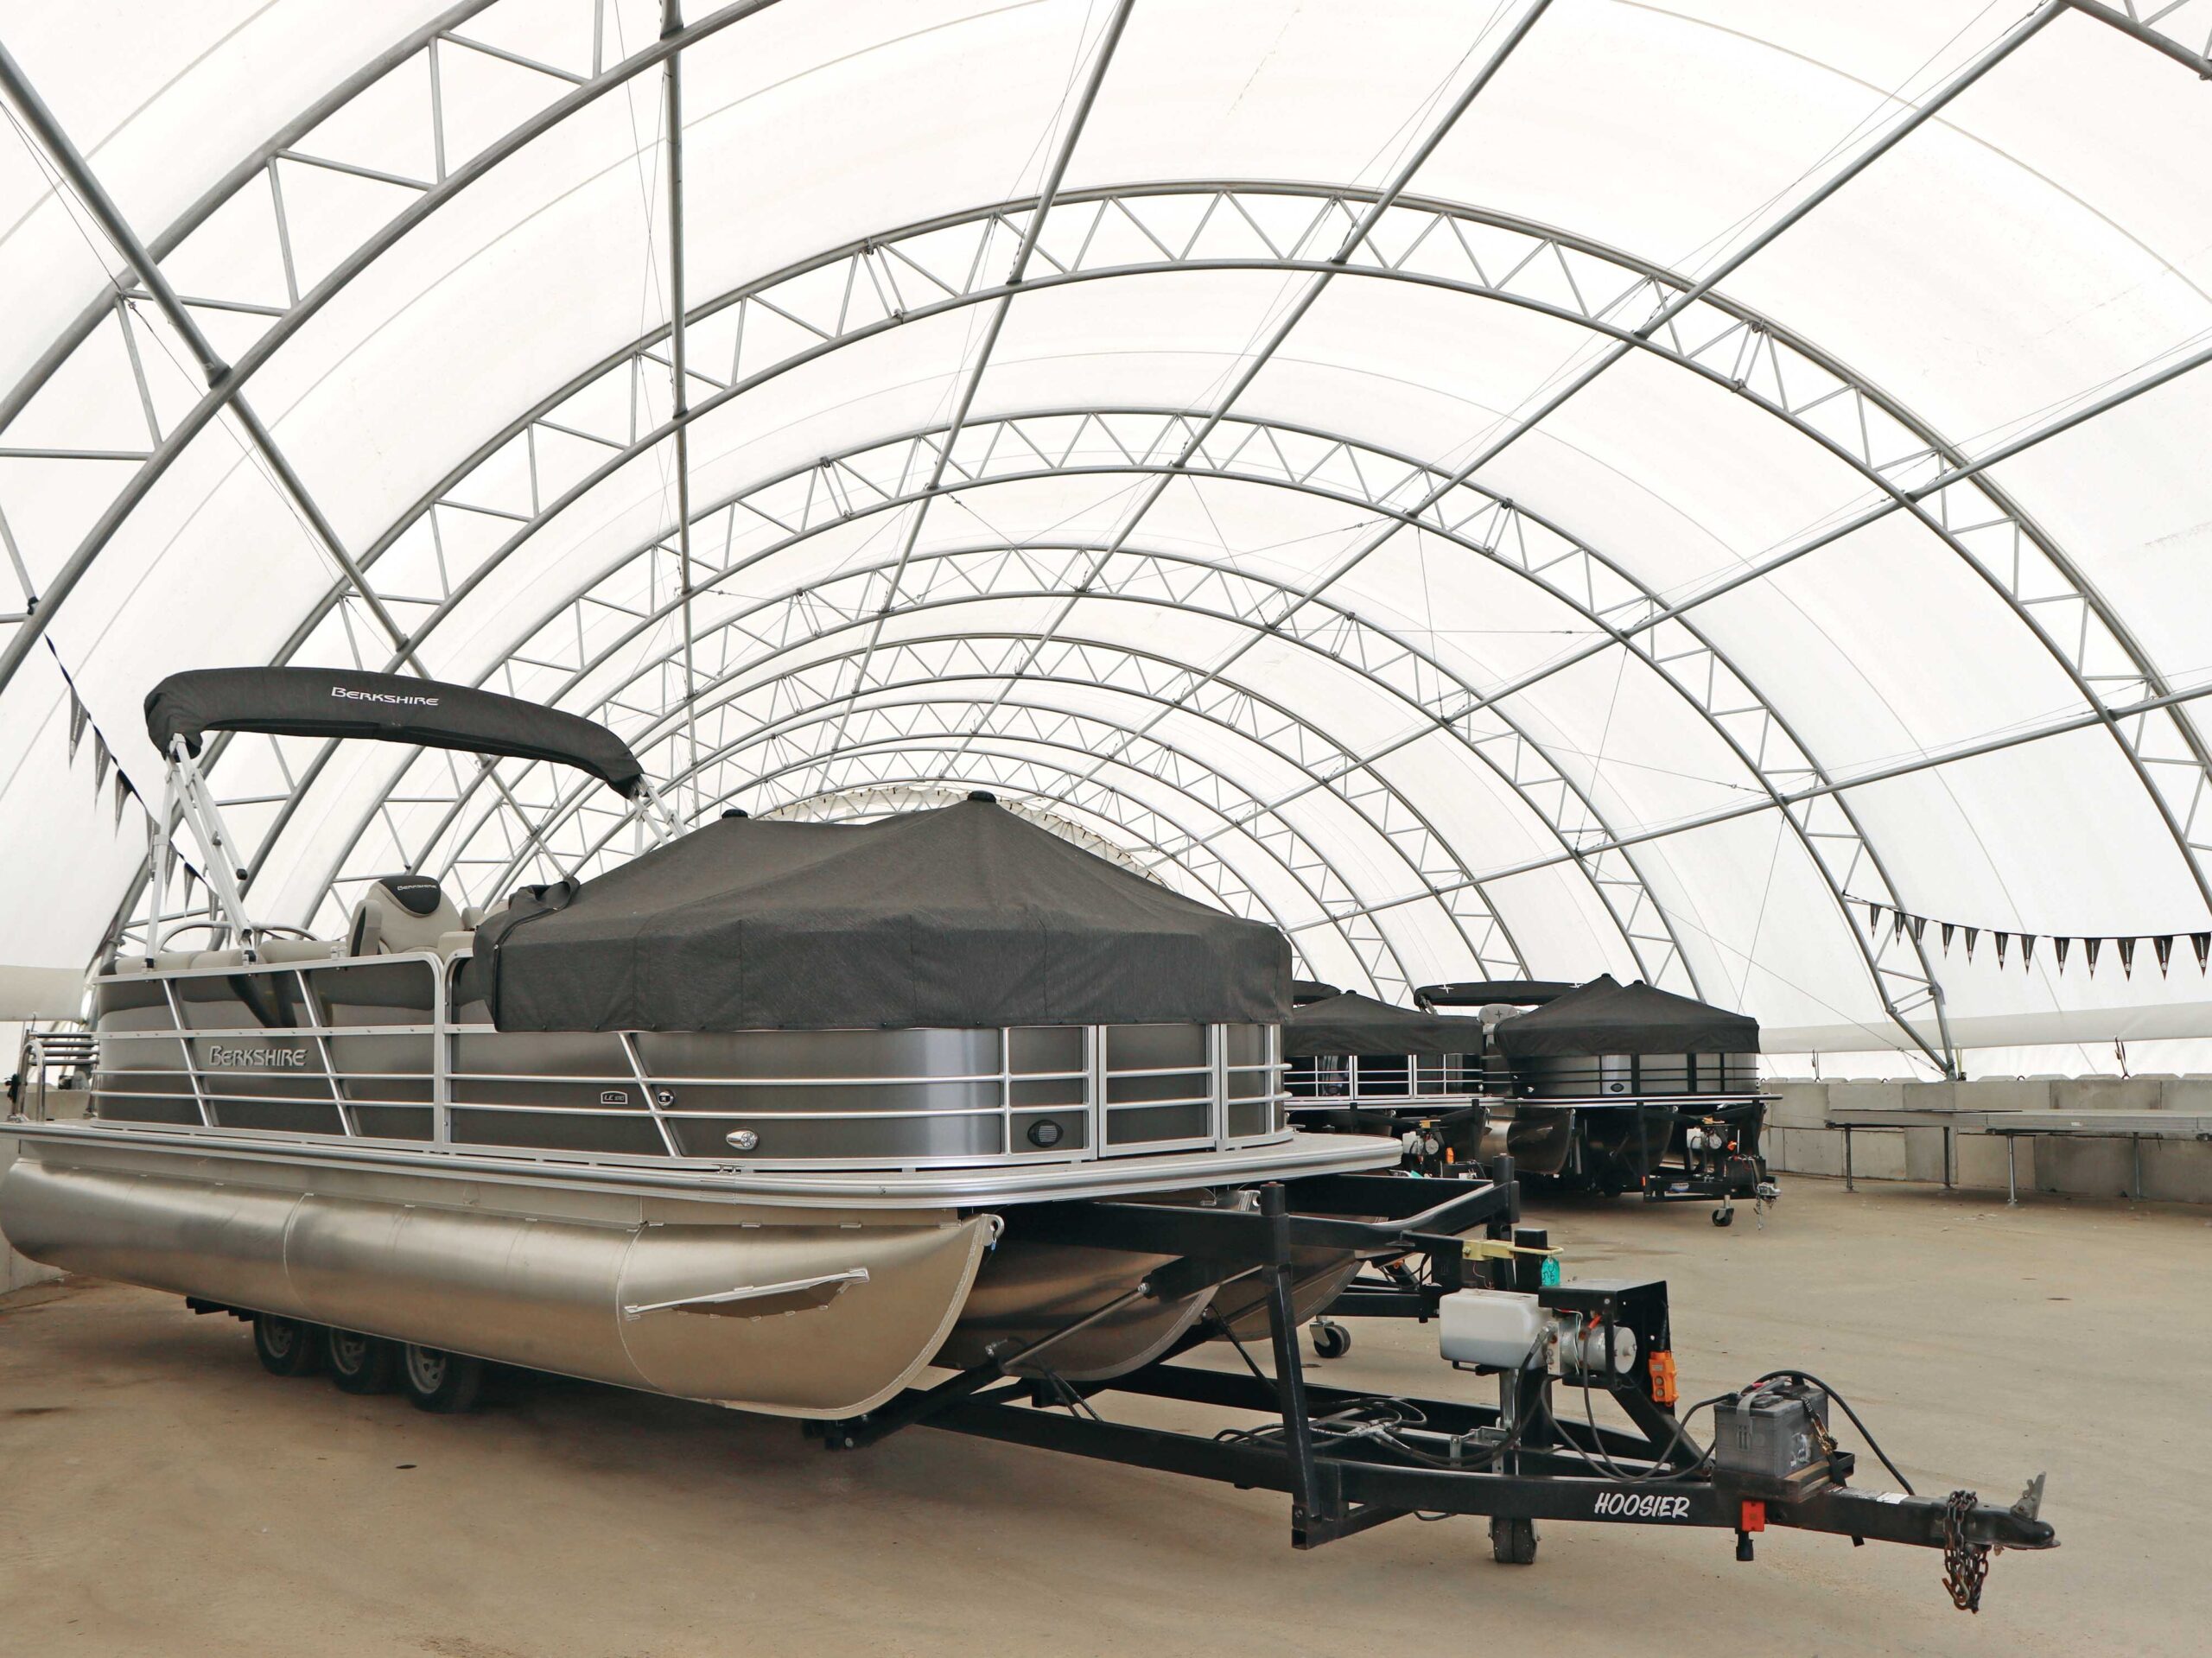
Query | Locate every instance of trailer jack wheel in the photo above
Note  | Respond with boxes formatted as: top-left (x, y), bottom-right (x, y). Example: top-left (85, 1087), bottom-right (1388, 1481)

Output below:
top-left (1711, 1206), bottom-right (1735, 1228)
top-left (1490, 1515), bottom-right (1538, 1565)
top-left (1309, 1319), bottom-right (1351, 1360)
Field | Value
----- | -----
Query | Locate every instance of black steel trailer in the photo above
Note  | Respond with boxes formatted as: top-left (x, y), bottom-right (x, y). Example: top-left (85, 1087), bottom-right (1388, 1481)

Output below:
top-left (819, 1164), bottom-right (2053, 1610)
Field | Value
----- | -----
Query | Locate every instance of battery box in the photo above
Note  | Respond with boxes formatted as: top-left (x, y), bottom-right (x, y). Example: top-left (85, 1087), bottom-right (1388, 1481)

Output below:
top-left (1712, 1378), bottom-right (1834, 1499)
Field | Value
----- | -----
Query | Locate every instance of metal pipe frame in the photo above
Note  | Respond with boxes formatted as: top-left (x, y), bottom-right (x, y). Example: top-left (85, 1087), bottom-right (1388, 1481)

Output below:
top-left (9, 6), bottom-right (2209, 1070)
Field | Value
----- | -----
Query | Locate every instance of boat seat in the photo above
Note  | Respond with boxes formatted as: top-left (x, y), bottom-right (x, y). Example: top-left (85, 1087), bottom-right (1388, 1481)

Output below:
top-left (348, 873), bottom-right (465, 958)
top-left (258, 937), bottom-right (342, 964)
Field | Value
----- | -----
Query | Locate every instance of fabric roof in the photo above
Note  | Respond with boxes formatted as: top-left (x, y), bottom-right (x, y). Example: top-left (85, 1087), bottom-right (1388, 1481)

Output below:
top-left (2, 1), bottom-right (2210, 1072)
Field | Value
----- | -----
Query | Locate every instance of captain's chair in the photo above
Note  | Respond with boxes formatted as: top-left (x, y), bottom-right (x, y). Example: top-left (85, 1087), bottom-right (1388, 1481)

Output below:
top-left (348, 873), bottom-right (464, 956)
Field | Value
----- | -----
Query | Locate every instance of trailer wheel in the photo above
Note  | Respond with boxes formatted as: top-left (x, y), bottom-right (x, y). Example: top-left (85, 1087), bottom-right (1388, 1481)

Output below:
top-left (1711, 1207), bottom-right (1735, 1228)
top-left (327, 1330), bottom-right (398, 1395)
top-left (399, 1344), bottom-right (484, 1413)
top-left (251, 1313), bottom-right (326, 1377)
top-left (1309, 1319), bottom-right (1351, 1360)
top-left (1490, 1515), bottom-right (1539, 1565)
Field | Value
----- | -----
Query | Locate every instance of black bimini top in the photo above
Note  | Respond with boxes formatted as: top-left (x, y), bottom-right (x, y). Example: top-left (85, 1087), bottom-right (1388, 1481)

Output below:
top-left (145, 667), bottom-right (643, 797)
top-left (1491, 974), bottom-right (1759, 1057)
top-left (1416, 980), bottom-right (1577, 1009)
top-left (463, 797), bottom-right (1291, 1032)
top-left (1284, 991), bottom-right (1487, 1058)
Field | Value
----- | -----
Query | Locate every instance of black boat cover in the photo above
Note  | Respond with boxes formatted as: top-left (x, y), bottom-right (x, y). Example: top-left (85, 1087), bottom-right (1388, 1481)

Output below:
top-left (1417, 980), bottom-right (1576, 1008)
top-left (1285, 991), bottom-right (1485, 1058)
top-left (1291, 978), bottom-right (1341, 1007)
top-left (144, 667), bottom-right (644, 797)
top-left (1490, 974), bottom-right (1758, 1056)
top-left (463, 798), bottom-right (1290, 1032)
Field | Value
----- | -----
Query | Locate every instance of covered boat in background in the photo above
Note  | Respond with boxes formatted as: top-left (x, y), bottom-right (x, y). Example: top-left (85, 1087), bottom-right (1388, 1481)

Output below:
top-left (1491, 975), bottom-right (1774, 1220)
top-left (1283, 991), bottom-right (1487, 1175)
top-left (3, 668), bottom-right (1395, 1418)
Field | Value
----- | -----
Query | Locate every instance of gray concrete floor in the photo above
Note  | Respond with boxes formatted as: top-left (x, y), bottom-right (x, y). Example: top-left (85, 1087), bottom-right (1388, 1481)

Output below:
top-left (1, 1178), bottom-right (2203, 1657)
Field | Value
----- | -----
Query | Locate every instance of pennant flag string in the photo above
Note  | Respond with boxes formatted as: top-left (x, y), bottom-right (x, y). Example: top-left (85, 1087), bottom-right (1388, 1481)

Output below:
top-left (1847, 897), bottom-right (2212, 976)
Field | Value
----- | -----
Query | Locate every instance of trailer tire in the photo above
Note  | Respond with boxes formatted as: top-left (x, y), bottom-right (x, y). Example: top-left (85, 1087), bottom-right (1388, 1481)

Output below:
top-left (251, 1312), bottom-right (326, 1377)
top-left (1490, 1515), bottom-right (1538, 1565)
top-left (1310, 1319), bottom-right (1351, 1360)
top-left (327, 1330), bottom-right (398, 1394)
top-left (399, 1344), bottom-right (484, 1413)
top-left (1711, 1207), bottom-right (1734, 1228)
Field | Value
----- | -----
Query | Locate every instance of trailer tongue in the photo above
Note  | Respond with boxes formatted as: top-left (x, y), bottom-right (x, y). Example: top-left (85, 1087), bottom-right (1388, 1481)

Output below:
top-left (820, 1166), bottom-right (2054, 1612)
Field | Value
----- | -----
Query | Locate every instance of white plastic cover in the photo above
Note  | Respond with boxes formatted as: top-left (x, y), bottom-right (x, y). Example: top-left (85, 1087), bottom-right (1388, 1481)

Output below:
top-left (2, 0), bottom-right (2210, 1075)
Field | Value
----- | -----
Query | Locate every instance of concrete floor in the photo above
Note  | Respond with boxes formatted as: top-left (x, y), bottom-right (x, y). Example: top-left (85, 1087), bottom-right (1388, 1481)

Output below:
top-left (2, 1178), bottom-right (2202, 1658)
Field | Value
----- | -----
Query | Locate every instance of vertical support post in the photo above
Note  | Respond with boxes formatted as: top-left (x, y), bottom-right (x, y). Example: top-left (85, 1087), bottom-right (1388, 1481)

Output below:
top-left (2131, 1134), bottom-right (2142, 1203)
top-left (431, 955), bottom-right (452, 1145)
top-left (1942, 1123), bottom-right (1955, 1191)
top-left (147, 763), bottom-right (176, 963)
top-left (1843, 1123), bottom-right (1854, 1191)
top-left (2006, 1135), bottom-right (2018, 1206)
top-left (1258, 1183), bottom-right (1322, 1539)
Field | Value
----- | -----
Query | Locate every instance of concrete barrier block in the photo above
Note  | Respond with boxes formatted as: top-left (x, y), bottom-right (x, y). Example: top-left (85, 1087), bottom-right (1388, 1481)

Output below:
top-left (2158, 1078), bottom-right (2212, 1114)
top-left (1953, 1077), bottom-right (2054, 1113)
top-left (2036, 1135), bottom-right (2135, 1197)
top-left (1768, 1082), bottom-right (1830, 1129)
top-left (2056, 1077), bottom-right (2164, 1114)
top-left (2143, 1140), bottom-right (2212, 1204)
top-left (1903, 1125), bottom-right (1954, 1183)
top-left (1953, 1133), bottom-right (2018, 1192)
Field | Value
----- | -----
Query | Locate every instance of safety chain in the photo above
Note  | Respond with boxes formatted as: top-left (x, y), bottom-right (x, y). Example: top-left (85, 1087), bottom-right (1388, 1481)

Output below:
top-left (1941, 1488), bottom-right (1992, 1612)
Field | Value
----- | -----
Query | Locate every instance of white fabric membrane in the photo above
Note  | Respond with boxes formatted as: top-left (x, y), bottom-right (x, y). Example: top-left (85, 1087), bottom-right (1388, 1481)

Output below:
top-left (0, 0), bottom-right (2209, 1075)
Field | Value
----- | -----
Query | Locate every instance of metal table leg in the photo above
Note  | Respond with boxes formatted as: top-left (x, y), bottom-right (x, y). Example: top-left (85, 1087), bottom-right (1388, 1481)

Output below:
top-left (2005, 1135), bottom-right (2018, 1207)
top-left (2132, 1134), bottom-right (2142, 1203)
top-left (1943, 1124), bottom-right (1955, 1191)
top-left (1843, 1123), bottom-right (1853, 1192)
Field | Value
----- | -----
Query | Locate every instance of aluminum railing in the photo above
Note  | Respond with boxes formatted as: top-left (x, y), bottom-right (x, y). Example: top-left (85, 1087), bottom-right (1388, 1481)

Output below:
top-left (84, 951), bottom-right (1287, 1170)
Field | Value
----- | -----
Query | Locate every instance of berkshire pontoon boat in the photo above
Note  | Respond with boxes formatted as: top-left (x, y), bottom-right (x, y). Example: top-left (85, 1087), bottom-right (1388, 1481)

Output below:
top-left (0, 668), bottom-right (2051, 1599)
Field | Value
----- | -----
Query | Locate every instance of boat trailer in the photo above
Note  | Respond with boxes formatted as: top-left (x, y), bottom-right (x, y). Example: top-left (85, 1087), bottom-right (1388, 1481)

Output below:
top-left (820, 1166), bottom-right (2053, 1609)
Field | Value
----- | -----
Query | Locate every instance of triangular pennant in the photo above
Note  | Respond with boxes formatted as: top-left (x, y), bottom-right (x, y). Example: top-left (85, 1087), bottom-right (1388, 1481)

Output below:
top-left (1866, 899), bottom-right (1884, 932)
top-left (1941, 922), bottom-right (1955, 954)
top-left (112, 769), bottom-right (133, 827)
top-left (2084, 937), bottom-right (2101, 976)
top-left (91, 733), bottom-right (111, 792)
top-left (2155, 936), bottom-right (2174, 977)
top-left (2023, 934), bottom-right (2037, 969)
top-left (1994, 932), bottom-right (2009, 966)
top-left (67, 690), bottom-right (88, 761)
top-left (2196, 933), bottom-right (2210, 972)
top-left (1910, 915), bottom-right (1927, 943)
top-left (2055, 937), bottom-right (2070, 972)
top-left (1964, 927), bottom-right (1979, 962)
top-left (2119, 937), bottom-right (2136, 979)
top-left (1891, 909), bottom-right (1907, 943)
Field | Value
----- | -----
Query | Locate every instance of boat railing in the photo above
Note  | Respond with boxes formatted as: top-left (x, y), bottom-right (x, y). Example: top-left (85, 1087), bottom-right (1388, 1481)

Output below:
top-left (83, 950), bottom-right (1287, 1170)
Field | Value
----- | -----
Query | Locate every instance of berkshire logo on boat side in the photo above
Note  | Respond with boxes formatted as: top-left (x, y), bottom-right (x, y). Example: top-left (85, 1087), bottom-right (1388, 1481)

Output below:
top-left (206, 1045), bottom-right (308, 1068)
top-left (331, 685), bottom-right (441, 707)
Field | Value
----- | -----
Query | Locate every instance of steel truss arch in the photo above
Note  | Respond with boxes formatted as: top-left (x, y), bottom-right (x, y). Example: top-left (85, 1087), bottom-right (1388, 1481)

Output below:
top-left (448, 673), bottom-right (1445, 1000)
top-left (369, 534), bottom-right (1698, 994)
top-left (297, 402), bottom-right (1945, 1059)
top-left (356, 632), bottom-right (1541, 1000)
top-left (197, 176), bottom-right (2209, 929)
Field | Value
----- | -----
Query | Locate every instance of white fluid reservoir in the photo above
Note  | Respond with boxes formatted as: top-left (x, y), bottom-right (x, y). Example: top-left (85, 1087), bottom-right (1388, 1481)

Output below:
top-left (1439, 1288), bottom-right (1545, 1369)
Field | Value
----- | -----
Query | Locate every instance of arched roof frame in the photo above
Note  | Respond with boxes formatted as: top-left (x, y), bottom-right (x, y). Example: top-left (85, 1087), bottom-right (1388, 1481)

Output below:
top-left (273, 402), bottom-right (1957, 1063)
top-left (4, 0), bottom-right (2208, 1065)
top-left (332, 530), bottom-right (1700, 993)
